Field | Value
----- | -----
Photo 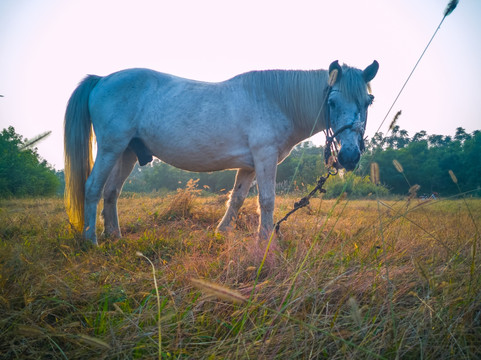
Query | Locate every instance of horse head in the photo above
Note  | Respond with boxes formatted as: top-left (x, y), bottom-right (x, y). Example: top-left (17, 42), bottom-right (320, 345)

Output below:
top-left (326, 60), bottom-right (379, 171)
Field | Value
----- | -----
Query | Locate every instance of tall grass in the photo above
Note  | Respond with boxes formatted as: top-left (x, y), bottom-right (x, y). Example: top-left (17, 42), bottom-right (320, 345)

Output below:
top-left (0, 186), bottom-right (479, 359)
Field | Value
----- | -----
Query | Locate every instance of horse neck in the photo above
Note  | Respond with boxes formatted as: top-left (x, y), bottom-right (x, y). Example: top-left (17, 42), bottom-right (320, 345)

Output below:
top-left (241, 70), bottom-right (329, 136)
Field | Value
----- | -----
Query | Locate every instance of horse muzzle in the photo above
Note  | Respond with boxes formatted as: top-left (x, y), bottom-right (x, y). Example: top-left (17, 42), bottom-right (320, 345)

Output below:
top-left (338, 146), bottom-right (361, 171)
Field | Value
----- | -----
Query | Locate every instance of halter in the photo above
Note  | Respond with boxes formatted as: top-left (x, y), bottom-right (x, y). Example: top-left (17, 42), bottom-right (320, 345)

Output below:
top-left (322, 88), bottom-right (367, 169)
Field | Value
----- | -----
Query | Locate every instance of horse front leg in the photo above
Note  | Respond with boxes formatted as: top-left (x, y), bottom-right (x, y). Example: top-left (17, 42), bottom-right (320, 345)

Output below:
top-left (217, 168), bottom-right (255, 232)
top-left (254, 152), bottom-right (278, 241)
top-left (102, 148), bottom-right (137, 238)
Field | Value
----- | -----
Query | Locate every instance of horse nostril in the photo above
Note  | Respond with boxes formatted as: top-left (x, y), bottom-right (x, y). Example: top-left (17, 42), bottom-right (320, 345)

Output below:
top-left (338, 149), bottom-right (360, 171)
top-left (353, 151), bottom-right (360, 164)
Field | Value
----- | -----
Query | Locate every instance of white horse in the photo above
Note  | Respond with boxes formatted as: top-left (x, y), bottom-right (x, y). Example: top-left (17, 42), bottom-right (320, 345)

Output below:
top-left (64, 60), bottom-right (378, 245)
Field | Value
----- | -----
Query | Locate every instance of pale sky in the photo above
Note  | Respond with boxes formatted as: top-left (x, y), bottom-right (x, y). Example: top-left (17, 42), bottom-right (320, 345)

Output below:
top-left (1, 0), bottom-right (480, 170)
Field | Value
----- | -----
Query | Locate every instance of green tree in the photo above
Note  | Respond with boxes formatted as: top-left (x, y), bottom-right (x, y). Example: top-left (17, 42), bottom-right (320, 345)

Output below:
top-left (276, 142), bottom-right (326, 191)
top-left (461, 131), bottom-right (481, 193)
top-left (412, 130), bottom-right (427, 143)
top-left (365, 127), bottom-right (481, 197)
top-left (0, 127), bottom-right (59, 197)
top-left (454, 127), bottom-right (470, 143)
top-left (384, 126), bottom-right (410, 149)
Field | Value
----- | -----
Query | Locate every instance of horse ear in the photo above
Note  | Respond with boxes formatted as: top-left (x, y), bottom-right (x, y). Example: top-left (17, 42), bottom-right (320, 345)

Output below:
top-left (363, 60), bottom-right (379, 83)
top-left (328, 60), bottom-right (342, 85)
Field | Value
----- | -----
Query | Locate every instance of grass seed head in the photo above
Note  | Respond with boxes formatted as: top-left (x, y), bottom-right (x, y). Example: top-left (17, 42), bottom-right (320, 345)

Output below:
top-left (449, 170), bottom-right (458, 184)
top-left (348, 297), bottom-right (362, 327)
top-left (389, 110), bottom-right (402, 131)
top-left (444, 0), bottom-right (459, 17)
top-left (16, 325), bottom-right (45, 337)
top-left (393, 159), bottom-right (404, 173)
top-left (76, 334), bottom-right (112, 350)
top-left (191, 278), bottom-right (247, 304)
top-left (370, 162), bottom-right (380, 185)
top-left (408, 184), bottom-right (421, 200)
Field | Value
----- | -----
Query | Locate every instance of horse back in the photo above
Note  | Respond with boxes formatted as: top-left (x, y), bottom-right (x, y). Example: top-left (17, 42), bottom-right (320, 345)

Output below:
top-left (87, 68), bottom-right (296, 172)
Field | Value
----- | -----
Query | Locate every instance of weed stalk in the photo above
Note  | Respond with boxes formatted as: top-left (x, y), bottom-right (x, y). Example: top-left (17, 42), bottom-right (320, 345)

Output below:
top-left (137, 251), bottom-right (163, 360)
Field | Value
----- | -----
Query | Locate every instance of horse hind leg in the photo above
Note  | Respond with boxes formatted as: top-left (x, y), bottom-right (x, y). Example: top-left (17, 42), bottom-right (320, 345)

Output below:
top-left (217, 168), bottom-right (255, 233)
top-left (84, 148), bottom-right (127, 244)
top-left (102, 147), bottom-right (137, 238)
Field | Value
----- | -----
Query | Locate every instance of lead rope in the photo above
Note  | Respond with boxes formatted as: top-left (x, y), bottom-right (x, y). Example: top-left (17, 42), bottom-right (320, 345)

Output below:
top-left (274, 167), bottom-right (337, 233)
top-left (275, 68), bottom-right (341, 234)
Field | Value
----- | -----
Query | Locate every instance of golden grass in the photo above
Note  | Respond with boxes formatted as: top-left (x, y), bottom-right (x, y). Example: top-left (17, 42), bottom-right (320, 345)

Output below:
top-left (0, 193), bottom-right (480, 359)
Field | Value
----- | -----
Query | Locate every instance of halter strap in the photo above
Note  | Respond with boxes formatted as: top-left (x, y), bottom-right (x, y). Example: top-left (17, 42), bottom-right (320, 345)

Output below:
top-left (322, 89), bottom-right (367, 168)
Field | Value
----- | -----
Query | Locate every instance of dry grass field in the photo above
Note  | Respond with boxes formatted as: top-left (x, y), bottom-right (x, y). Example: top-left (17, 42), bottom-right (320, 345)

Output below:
top-left (0, 189), bottom-right (480, 359)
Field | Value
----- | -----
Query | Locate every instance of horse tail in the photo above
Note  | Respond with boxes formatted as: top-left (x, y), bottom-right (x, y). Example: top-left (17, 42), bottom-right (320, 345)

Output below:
top-left (64, 75), bottom-right (101, 232)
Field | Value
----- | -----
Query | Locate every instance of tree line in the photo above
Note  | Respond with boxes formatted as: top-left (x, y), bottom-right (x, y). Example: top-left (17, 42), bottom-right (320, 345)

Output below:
top-left (0, 127), bottom-right (59, 198)
top-left (1, 126), bottom-right (479, 198)
top-left (362, 126), bottom-right (481, 197)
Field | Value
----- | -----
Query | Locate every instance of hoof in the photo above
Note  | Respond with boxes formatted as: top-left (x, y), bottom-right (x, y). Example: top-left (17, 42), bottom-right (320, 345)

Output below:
top-left (216, 224), bottom-right (233, 235)
top-left (102, 227), bottom-right (122, 240)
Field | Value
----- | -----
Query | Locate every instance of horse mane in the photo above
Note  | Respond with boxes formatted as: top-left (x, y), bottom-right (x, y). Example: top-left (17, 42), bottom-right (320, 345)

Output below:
top-left (237, 65), bottom-right (371, 130)
top-left (238, 69), bottom-right (328, 130)
top-left (337, 65), bottom-right (373, 105)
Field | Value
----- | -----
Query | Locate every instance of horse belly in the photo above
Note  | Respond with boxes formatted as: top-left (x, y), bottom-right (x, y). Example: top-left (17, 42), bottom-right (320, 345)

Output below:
top-left (145, 131), bottom-right (255, 172)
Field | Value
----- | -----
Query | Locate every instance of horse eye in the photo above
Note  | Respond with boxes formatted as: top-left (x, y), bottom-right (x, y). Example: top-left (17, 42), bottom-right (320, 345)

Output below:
top-left (328, 99), bottom-right (336, 109)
